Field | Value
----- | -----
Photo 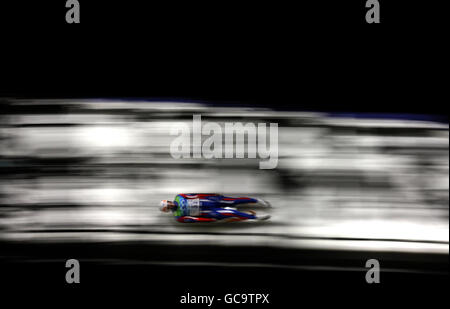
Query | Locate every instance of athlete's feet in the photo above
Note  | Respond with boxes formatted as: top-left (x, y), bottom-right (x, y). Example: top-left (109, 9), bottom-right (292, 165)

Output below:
top-left (256, 214), bottom-right (271, 221)
top-left (256, 199), bottom-right (272, 208)
top-left (245, 210), bottom-right (270, 221)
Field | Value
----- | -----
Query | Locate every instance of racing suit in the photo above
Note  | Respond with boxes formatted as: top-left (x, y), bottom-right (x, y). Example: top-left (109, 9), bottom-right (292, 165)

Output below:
top-left (171, 193), bottom-right (258, 223)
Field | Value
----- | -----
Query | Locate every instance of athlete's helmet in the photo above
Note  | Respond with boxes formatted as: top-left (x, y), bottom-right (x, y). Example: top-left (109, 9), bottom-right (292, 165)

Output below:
top-left (160, 200), bottom-right (169, 212)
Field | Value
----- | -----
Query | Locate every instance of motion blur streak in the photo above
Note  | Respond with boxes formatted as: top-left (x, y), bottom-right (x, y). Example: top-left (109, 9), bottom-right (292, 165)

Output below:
top-left (0, 99), bottom-right (448, 271)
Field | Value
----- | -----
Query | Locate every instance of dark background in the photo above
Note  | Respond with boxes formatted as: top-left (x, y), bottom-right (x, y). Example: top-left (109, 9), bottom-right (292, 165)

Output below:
top-left (0, 0), bottom-right (446, 114)
top-left (0, 1), bottom-right (447, 307)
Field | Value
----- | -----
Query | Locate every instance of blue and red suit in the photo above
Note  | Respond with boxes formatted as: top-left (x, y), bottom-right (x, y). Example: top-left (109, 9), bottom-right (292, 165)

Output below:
top-left (172, 193), bottom-right (258, 223)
